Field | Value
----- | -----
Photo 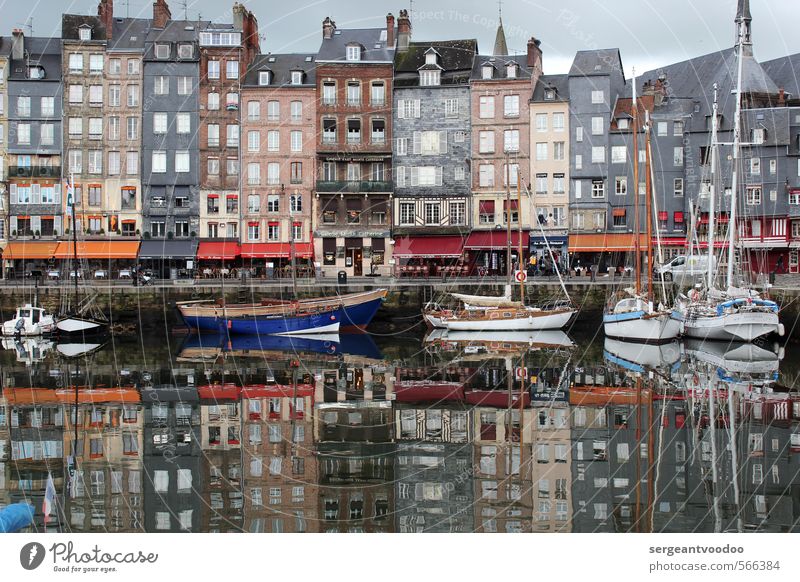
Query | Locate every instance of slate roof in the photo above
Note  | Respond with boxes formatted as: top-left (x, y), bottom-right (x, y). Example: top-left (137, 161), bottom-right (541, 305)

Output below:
top-left (471, 54), bottom-right (531, 81)
top-left (395, 39), bottom-right (477, 86)
top-left (243, 53), bottom-right (317, 87)
top-left (531, 74), bottom-right (569, 102)
top-left (8, 36), bottom-right (62, 80)
top-left (569, 49), bottom-right (624, 77)
top-left (316, 26), bottom-right (394, 63)
top-left (108, 18), bottom-right (150, 52)
top-left (144, 20), bottom-right (205, 61)
top-left (761, 53), bottom-right (800, 100)
top-left (61, 14), bottom-right (107, 42)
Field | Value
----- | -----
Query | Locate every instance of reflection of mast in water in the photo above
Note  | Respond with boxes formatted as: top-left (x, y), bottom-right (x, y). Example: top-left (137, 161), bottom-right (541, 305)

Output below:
top-left (727, 389), bottom-right (743, 532)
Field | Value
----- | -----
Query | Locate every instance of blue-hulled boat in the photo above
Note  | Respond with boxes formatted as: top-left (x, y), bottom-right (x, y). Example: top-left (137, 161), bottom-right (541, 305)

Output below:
top-left (177, 289), bottom-right (387, 334)
top-left (180, 305), bottom-right (340, 335)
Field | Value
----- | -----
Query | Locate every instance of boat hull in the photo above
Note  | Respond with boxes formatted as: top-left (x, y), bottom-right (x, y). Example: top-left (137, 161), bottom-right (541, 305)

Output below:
top-left (603, 311), bottom-right (682, 342)
top-left (443, 309), bottom-right (575, 331)
top-left (56, 317), bottom-right (106, 335)
top-left (683, 311), bottom-right (779, 341)
top-left (183, 310), bottom-right (340, 335)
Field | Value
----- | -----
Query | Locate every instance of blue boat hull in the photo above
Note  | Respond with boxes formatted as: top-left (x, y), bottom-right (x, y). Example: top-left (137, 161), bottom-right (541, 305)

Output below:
top-left (336, 297), bottom-right (384, 331)
top-left (180, 331), bottom-right (383, 359)
top-left (183, 310), bottom-right (339, 335)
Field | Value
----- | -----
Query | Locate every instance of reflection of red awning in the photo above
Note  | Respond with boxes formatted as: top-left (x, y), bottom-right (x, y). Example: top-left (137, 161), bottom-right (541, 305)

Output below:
top-left (241, 384), bottom-right (314, 398)
top-left (464, 231), bottom-right (529, 250)
top-left (394, 381), bottom-right (465, 402)
top-left (718, 214), bottom-right (729, 223)
top-left (393, 236), bottom-right (465, 258)
top-left (466, 390), bottom-right (530, 408)
top-left (198, 383), bottom-right (240, 400)
top-left (197, 241), bottom-right (241, 260)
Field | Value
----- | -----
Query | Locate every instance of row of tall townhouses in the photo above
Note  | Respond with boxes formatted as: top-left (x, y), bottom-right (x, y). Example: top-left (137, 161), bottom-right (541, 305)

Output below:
top-left (3, 0), bottom-right (800, 277)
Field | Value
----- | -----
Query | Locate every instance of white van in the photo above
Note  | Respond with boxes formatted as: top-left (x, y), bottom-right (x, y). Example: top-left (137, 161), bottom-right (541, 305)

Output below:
top-left (655, 254), bottom-right (716, 281)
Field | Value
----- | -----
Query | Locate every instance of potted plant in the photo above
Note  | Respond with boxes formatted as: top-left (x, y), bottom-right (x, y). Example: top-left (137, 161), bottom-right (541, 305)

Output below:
top-left (190, 230), bottom-right (197, 237)
top-left (135, 229), bottom-right (141, 236)
top-left (143, 232), bottom-right (151, 239)
top-left (34, 230), bottom-right (40, 239)
top-left (11, 230), bottom-right (16, 238)
top-left (53, 230), bottom-right (59, 238)
top-left (167, 231), bottom-right (174, 239)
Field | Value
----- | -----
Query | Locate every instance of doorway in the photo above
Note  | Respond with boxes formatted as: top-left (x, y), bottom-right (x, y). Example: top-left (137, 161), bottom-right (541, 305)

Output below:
top-left (350, 248), bottom-right (363, 276)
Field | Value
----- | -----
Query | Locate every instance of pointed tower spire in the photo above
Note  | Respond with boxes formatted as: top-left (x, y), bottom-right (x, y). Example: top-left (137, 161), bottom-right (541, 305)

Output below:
top-left (735, 0), bottom-right (752, 51)
top-left (493, 1), bottom-right (508, 56)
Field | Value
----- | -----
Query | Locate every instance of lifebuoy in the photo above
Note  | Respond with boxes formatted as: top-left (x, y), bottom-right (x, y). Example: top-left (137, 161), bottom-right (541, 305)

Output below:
top-left (690, 289), bottom-right (700, 302)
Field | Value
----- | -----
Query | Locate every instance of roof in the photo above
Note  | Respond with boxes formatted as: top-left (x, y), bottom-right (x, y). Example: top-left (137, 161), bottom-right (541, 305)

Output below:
top-left (531, 74), bottom-right (569, 102)
top-left (395, 39), bottom-right (477, 87)
top-left (761, 53), bottom-right (800, 100)
top-left (61, 14), bottom-right (107, 42)
top-left (0, 37), bottom-right (12, 58)
top-left (316, 27), bottom-right (395, 63)
top-left (8, 36), bottom-right (62, 80)
top-left (471, 53), bottom-right (531, 81)
top-left (569, 49), bottom-right (624, 77)
top-left (108, 18), bottom-right (150, 52)
top-left (244, 53), bottom-right (317, 87)
top-left (610, 95), bottom-right (655, 131)
top-left (146, 19), bottom-right (206, 43)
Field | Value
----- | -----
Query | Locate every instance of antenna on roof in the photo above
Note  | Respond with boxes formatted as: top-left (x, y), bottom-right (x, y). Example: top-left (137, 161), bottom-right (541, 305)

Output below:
top-left (123, 0), bottom-right (129, 18)
top-left (498, 0), bottom-right (503, 20)
top-left (179, 0), bottom-right (189, 21)
top-left (25, 16), bottom-right (33, 36)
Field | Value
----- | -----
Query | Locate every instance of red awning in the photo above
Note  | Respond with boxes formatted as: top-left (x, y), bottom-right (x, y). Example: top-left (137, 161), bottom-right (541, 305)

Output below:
top-left (394, 381), bottom-right (465, 403)
top-left (393, 236), bottom-right (465, 258)
top-left (293, 242), bottom-right (314, 259)
top-left (240, 243), bottom-right (291, 258)
top-left (197, 241), bottom-right (241, 260)
top-left (466, 390), bottom-right (531, 408)
top-left (612, 208), bottom-right (626, 217)
top-left (478, 200), bottom-right (495, 214)
top-left (464, 231), bottom-right (530, 250)
top-left (503, 199), bottom-right (518, 210)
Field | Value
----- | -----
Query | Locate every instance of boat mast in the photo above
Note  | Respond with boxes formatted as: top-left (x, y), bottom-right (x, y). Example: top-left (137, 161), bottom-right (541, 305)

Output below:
top-left (517, 175), bottom-right (524, 303)
top-left (70, 174), bottom-right (78, 313)
top-left (726, 19), bottom-right (746, 290)
top-left (505, 151), bottom-right (513, 289)
top-left (631, 69), bottom-right (641, 296)
top-left (708, 84), bottom-right (720, 291)
top-left (644, 111), bottom-right (654, 304)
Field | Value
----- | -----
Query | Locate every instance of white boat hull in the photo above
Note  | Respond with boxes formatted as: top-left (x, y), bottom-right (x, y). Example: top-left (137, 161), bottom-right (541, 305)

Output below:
top-left (683, 311), bottom-right (779, 341)
top-left (603, 313), bottom-right (681, 342)
top-left (604, 337), bottom-right (682, 369)
top-left (56, 317), bottom-right (105, 334)
top-left (443, 309), bottom-right (574, 331)
top-left (276, 321), bottom-right (340, 336)
top-left (423, 312), bottom-right (447, 328)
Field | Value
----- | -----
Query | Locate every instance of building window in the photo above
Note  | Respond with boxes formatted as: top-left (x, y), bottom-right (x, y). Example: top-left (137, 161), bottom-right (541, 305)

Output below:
top-left (449, 202), bottom-right (465, 226)
top-left (443, 98), bottom-right (458, 117)
top-left (346, 45), bottom-right (361, 61)
top-left (535, 174), bottom-right (547, 194)
top-left (127, 85), bottom-right (139, 106)
top-left (536, 143), bottom-right (548, 161)
top-left (591, 90), bottom-right (604, 104)
top-left (591, 116), bottom-right (604, 135)
top-left (553, 142), bottom-right (565, 161)
top-left (176, 113), bottom-right (190, 134)
top-left (591, 147), bottom-right (606, 164)
top-left (207, 60), bottom-right (220, 79)
top-left (591, 180), bottom-right (605, 199)
top-left (479, 165), bottom-right (494, 188)
top-left (247, 163), bottom-right (260, 185)
top-left (482, 65), bottom-right (493, 79)
top-left (177, 76), bottom-right (192, 95)
top-left (226, 60), bottom-right (239, 79)
top-left (674, 178), bottom-right (684, 197)
top-left (41, 96), bottom-right (55, 117)
top-left (175, 151), bottom-right (190, 173)
top-left (553, 173), bottom-right (565, 194)
top-left (503, 130), bottom-right (519, 153)
top-left (424, 203), bottom-right (440, 225)
top-left (615, 176), bottom-right (627, 195)
top-left (674, 147), bottom-right (684, 167)
top-left (208, 92), bottom-right (220, 110)
top-left (657, 121), bottom-right (668, 136)
top-left (152, 151), bottom-right (167, 173)
top-left (479, 96), bottom-right (494, 119)
top-left (267, 130), bottom-right (279, 152)
top-left (90, 54), bottom-right (104, 74)
top-left (227, 125), bottom-right (239, 147)
top-left (552, 112), bottom-right (565, 132)
top-left (267, 101), bottom-right (280, 121)
top-left (611, 146), bottom-right (626, 164)
top-left (258, 71), bottom-right (271, 85)
top-left (267, 223), bottom-right (279, 241)
top-left (746, 187), bottom-right (762, 205)
top-left (503, 95), bottom-right (519, 117)
top-left (291, 130), bottom-right (303, 152)
top-left (399, 202), bottom-right (415, 225)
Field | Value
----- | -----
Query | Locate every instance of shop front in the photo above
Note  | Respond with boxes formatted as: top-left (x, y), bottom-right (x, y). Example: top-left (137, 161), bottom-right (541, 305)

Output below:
top-left (2, 241), bottom-right (61, 279)
top-left (568, 232), bottom-right (649, 276)
top-left (392, 235), bottom-right (466, 278)
top-left (239, 242), bottom-right (315, 279)
top-left (53, 240), bottom-right (141, 279)
top-left (463, 231), bottom-right (529, 277)
top-left (138, 239), bottom-right (199, 279)
top-left (196, 240), bottom-right (242, 278)
top-left (529, 234), bottom-right (568, 275)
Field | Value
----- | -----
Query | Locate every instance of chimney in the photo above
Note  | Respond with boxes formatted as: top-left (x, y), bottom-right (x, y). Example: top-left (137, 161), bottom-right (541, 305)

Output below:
top-left (779, 88), bottom-right (786, 106)
top-left (643, 74), bottom-right (668, 107)
top-left (153, 0), bottom-right (171, 29)
top-left (234, 3), bottom-right (260, 68)
top-left (11, 29), bottom-right (24, 60)
top-left (322, 17), bottom-right (336, 40)
top-left (98, 0), bottom-right (114, 40)
top-left (397, 9), bottom-right (411, 52)
top-left (386, 13), bottom-right (395, 48)
top-left (527, 37), bottom-right (543, 89)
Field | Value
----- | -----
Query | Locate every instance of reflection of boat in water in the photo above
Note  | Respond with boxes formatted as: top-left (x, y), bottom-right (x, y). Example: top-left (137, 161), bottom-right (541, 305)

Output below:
top-left (603, 338), bottom-right (681, 373)
top-left (176, 332), bottom-right (382, 362)
top-left (55, 342), bottom-right (106, 359)
top-left (685, 339), bottom-right (781, 378)
top-left (2, 337), bottom-right (55, 365)
top-left (424, 328), bottom-right (574, 355)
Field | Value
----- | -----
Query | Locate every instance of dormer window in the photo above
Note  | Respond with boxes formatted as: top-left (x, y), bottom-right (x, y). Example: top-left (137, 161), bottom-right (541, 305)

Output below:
top-left (420, 70), bottom-right (440, 87)
top-left (155, 44), bottom-right (170, 59)
top-left (506, 63), bottom-right (518, 78)
top-left (482, 65), bottom-right (493, 80)
top-left (618, 118), bottom-right (630, 130)
top-left (544, 89), bottom-right (555, 100)
top-left (27, 66), bottom-right (45, 80)
top-left (346, 44), bottom-right (361, 62)
top-left (425, 52), bottom-right (437, 65)
top-left (259, 71), bottom-right (272, 86)
top-left (291, 71), bottom-right (303, 85)
top-left (79, 26), bottom-right (91, 41)
top-left (178, 43), bottom-right (193, 59)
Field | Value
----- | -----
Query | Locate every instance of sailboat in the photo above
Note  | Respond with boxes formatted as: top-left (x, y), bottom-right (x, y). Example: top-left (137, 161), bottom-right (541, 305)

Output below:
top-left (432, 165), bottom-right (575, 332)
top-left (56, 174), bottom-right (108, 336)
top-left (677, 25), bottom-right (782, 342)
top-left (604, 72), bottom-right (682, 342)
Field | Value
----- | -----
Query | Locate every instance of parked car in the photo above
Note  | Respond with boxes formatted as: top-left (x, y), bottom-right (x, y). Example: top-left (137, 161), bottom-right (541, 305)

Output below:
top-left (654, 254), bottom-right (716, 282)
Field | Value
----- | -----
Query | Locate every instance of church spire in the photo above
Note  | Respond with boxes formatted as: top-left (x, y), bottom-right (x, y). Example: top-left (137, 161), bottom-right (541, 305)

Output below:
top-left (735, 0), bottom-right (752, 50)
top-left (493, 0), bottom-right (508, 56)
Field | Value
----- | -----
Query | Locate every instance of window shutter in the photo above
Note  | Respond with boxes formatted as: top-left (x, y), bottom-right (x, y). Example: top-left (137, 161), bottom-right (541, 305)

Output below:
top-left (31, 215), bottom-right (41, 233)
top-left (9, 184), bottom-right (17, 204)
top-left (54, 216), bottom-right (62, 234)
top-left (410, 166), bottom-right (419, 186)
top-left (436, 167), bottom-right (443, 186)
top-left (413, 100), bottom-right (421, 118)
top-left (396, 166), bottom-right (406, 187)
top-left (10, 216), bottom-right (17, 233)
top-left (412, 132), bottom-right (421, 155)
top-left (397, 99), bottom-right (405, 119)
top-left (54, 184), bottom-right (62, 204)
top-left (32, 184), bottom-right (41, 204)
top-left (439, 131), bottom-right (448, 154)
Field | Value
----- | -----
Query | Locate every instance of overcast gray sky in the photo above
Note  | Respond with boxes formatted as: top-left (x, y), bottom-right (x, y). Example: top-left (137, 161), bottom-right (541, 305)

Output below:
top-left (3, 0), bottom-right (798, 74)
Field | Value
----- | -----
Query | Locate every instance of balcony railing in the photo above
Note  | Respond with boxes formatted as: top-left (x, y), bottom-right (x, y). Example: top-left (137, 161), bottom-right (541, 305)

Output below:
top-left (316, 180), bottom-right (393, 193)
top-left (8, 166), bottom-right (61, 178)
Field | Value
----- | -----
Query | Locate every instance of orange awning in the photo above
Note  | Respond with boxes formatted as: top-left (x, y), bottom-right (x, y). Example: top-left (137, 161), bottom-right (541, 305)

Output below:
top-left (2, 241), bottom-right (60, 260)
top-left (54, 241), bottom-right (140, 260)
top-left (568, 233), bottom-right (649, 252)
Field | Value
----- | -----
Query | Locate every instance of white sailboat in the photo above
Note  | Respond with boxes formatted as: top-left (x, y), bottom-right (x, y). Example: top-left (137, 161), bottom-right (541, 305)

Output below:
top-left (604, 71), bottom-right (682, 342)
top-left (678, 24), bottom-right (782, 342)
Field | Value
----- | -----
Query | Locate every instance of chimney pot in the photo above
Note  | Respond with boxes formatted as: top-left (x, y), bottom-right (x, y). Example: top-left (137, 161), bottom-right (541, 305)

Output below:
top-left (322, 17), bottom-right (336, 40)
top-left (386, 13), bottom-right (395, 47)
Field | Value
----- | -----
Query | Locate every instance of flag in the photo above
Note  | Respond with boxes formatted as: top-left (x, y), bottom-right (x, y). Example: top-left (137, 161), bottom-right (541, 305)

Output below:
top-left (66, 173), bottom-right (75, 217)
top-left (42, 472), bottom-right (56, 525)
